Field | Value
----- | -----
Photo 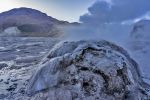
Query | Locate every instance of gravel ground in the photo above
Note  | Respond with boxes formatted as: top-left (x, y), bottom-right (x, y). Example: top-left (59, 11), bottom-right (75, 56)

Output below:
top-left (0, 37), bottom-right (58, 100)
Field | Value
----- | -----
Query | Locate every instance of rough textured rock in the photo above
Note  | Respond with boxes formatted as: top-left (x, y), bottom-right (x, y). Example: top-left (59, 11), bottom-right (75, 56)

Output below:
top-left (27, 40), bottom-right (149, 100)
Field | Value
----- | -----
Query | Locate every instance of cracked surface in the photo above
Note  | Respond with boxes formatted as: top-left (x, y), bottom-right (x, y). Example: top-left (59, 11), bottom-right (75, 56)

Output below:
top-left (27, 40), bottom-right (149, 100)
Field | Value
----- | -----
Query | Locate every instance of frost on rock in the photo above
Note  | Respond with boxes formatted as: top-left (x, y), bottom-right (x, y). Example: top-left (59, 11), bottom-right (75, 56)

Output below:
top-left (27, 40), bottom-right (149, 100)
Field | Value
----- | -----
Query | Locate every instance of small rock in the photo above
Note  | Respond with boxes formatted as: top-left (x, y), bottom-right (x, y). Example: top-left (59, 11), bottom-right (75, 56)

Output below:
top-left (6, 83), bottom-right (18, 91)
top-left (0, 79), bottom-right (3, 82)
top-left (4, 81), bottom-right (9, 84)
top-left (18, 88), bottom-right (26, 94)
top-left (11, 79), bottom-right (19, 82)
top-left (0, 63), bottom-right (8, 70)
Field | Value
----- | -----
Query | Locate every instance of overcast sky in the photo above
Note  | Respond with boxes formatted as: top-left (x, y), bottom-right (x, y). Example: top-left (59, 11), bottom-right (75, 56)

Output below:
top-left (0, 0), bottom-right (96, 22)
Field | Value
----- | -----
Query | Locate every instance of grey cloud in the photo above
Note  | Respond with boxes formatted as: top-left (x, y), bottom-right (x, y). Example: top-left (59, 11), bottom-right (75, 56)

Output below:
top-left (80, 0), bottom-right (150, 24)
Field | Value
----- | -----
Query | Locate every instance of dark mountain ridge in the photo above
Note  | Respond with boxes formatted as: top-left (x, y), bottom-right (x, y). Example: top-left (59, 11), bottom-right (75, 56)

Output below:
top-left (0, 7), bottom-right (80, 37)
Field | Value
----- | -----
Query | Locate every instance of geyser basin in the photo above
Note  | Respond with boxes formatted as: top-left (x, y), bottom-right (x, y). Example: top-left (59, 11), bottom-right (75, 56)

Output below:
top-left (27, 40), bottom-right (149, 100)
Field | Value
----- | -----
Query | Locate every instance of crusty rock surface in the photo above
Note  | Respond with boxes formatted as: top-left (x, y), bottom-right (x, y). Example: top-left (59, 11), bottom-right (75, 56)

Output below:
top-left (27, 40), bottom-right (149, 100)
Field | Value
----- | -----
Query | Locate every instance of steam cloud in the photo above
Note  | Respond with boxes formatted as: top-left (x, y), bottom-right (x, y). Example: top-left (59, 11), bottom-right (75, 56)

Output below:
top-left (80, 0), bottom-right (150, 24)
top-left (63, 0), bottom-right (150, 84)
top-left (64, 0), bottom-right (150, 46)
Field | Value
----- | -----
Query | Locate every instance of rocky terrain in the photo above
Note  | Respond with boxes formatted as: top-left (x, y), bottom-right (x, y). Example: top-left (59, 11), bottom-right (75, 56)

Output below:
top-left (26, 40), bottom-right (150, 100)
top-left (0, 7), bottom-right (150, 100)
top-left (0, 38), bottom-right (149, 100)
top-left (0, 37), bottom-right (58, 100)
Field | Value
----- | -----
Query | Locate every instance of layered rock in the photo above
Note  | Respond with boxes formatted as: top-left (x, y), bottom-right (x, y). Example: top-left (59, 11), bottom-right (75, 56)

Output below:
top-left (27, 40), bottom-right (149, 100)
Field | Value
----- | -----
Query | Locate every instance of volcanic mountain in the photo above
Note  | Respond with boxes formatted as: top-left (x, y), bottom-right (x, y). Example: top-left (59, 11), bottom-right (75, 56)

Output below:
top-left (0, 7), bottom-right (79, 37)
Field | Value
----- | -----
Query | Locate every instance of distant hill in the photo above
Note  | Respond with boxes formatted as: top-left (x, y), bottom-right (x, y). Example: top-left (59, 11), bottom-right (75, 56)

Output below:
top-left (0, 7), bottom-right (80, 37)
top-left (131, 20), bottom-right (150, 40)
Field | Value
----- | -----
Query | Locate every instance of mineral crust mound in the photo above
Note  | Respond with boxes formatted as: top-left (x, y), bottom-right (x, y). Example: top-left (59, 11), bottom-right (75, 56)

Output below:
top-left (27, 40), bottom-right (149, 100)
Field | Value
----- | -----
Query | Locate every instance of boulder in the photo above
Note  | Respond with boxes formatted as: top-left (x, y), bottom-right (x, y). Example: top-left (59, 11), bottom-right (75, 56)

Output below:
top-left (27, 40), bottom-right (149, 100)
